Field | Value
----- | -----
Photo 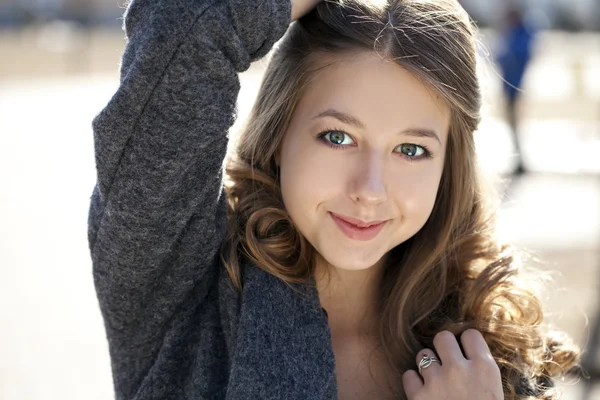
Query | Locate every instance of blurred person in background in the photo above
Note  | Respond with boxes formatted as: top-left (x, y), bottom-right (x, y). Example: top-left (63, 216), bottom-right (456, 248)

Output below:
top-left (496, 5), bottom-right (536, 175)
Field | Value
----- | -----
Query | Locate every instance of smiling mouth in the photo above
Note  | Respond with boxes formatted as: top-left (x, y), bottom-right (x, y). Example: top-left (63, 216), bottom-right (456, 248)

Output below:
top-left (329, 212), bottom-right (387, 241)
top-left (329, 212), bottom-right (386, 228)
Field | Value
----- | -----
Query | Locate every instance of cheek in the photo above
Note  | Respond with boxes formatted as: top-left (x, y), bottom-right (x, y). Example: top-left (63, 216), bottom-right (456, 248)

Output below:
top-left (278, 133), bottom-right (341, 217)
top-left (390, 162), bottom-right (444, 220)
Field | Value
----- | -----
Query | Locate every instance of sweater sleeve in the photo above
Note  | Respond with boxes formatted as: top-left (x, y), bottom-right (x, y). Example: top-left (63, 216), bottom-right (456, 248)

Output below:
top-left (88, 0), bottom-right (291, 395)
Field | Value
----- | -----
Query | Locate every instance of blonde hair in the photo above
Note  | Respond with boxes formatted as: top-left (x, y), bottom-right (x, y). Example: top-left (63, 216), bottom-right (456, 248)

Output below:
top-left (221, 0), bottom-right (580, 398)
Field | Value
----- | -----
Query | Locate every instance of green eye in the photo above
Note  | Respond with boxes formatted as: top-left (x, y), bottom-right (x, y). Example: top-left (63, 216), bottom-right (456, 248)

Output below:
top-left (330, 132), bottom-right (345, 144)
top-left (324, 131), bottom-right (354, 146)
top-left (398, 144), bottom-right (425, 157)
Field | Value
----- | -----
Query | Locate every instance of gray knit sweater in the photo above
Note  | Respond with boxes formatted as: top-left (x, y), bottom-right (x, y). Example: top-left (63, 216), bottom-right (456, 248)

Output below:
top-left (88, 0), bottom-right (336, 398)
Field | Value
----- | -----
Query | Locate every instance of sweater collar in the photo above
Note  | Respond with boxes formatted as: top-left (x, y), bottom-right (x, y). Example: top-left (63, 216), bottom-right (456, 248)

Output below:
top-left (226, 264), bottom-right (337, 399)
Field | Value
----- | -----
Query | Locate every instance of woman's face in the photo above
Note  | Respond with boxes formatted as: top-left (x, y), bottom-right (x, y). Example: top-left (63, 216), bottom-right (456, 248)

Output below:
top-left (279, 52), bottom-right (451, 271)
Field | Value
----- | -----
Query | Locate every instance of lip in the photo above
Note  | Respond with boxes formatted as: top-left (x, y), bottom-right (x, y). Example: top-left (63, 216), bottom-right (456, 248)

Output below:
top-left (329, 212), bottom-right (387, 241)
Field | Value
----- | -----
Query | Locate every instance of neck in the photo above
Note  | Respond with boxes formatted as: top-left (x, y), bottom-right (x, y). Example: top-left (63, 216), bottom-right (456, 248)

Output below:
top-left (314, 254), bottom-right (387, 338)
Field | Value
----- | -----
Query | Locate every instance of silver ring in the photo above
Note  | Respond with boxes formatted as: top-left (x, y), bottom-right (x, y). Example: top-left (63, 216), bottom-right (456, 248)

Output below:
top-left (418, 354), bottom-right (441, 376)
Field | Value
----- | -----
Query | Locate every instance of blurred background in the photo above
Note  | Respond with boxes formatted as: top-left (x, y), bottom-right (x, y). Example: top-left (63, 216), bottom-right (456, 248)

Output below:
top-left (0, 0), bottom-right (598, 399)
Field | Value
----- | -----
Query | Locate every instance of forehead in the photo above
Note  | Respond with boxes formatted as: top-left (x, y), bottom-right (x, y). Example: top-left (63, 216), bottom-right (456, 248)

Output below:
top-left (297, 52), bottom-right (451, 141)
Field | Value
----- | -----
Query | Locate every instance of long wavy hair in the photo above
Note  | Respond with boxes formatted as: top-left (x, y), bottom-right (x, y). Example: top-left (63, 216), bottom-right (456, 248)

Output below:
top-left (221, 0), bottom-right (580, 398)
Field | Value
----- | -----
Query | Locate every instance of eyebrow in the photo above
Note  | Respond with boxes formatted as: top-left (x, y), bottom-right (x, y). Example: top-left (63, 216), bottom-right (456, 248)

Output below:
top-left (312, 108), bottom-right (442, 145)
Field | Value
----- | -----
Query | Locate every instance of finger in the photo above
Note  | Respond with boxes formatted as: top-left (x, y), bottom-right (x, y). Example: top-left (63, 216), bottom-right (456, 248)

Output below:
top-left (460, 329), bottom-right (493, 360)
top-left (402, 369), bottom-right (423, 399)
top-left (415, 348), bottom-right (442, 381)
top-left (433, 330), bottom-right (464, 364)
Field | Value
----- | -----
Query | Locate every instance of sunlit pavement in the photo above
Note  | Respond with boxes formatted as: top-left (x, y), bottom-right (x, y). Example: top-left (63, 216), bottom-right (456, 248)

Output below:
top-left (0, 29), bottom-right (599, 399)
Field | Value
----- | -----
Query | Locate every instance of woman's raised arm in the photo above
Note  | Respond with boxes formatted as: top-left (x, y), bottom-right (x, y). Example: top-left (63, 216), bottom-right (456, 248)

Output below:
top-left (88, 0), bottom-right (291, 395)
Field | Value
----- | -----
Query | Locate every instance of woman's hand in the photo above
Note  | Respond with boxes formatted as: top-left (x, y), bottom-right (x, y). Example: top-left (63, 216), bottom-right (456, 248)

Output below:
top-left (291, 0), bottom-right (323, 21)
top-left (403, 330), bottom-right (504, 400)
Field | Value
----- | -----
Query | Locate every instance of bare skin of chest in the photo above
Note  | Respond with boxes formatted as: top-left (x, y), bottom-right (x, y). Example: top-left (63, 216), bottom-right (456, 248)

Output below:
top-left (333, 338), bottom-right (396, 400)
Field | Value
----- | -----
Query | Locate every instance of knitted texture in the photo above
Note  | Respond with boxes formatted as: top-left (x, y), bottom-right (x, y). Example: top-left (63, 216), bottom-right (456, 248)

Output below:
top-left (89, 0), bottom-right (336, 398)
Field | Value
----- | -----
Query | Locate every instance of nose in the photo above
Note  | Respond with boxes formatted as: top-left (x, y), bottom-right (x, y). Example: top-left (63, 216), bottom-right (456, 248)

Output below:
top-left (349, 152), bottom-right (388, 206)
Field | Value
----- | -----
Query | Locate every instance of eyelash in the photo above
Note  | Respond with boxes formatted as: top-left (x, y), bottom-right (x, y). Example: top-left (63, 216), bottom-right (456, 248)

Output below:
top-left (316, 127), bottom-right (434, 162)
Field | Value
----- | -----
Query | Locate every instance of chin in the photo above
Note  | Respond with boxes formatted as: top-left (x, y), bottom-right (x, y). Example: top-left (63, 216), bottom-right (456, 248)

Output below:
top-left (318, 247), bottom-right (387, 272)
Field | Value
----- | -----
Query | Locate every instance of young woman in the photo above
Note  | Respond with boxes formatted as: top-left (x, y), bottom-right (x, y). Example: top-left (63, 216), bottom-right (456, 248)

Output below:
top-left (88, 0), bottom-right (580, 399)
